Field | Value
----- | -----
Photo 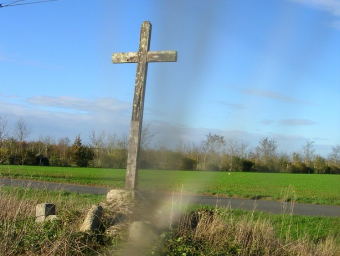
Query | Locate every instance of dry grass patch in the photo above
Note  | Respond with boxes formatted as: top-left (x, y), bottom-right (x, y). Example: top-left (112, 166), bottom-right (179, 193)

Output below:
top-left (1, 185), bottom-right (339, 255)
top-left (153, 208), bottom-right (340, 256)
top-left (0, 186), bottom-right (113, 256)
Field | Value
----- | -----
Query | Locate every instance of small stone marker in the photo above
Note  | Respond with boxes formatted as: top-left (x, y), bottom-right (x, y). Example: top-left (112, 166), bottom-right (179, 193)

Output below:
top-left (79, 205), bottom-right (103, 232)
top-left (36, 203), bottom-right (56, 222)
top-left (112, 21), bottom-right (177, 190)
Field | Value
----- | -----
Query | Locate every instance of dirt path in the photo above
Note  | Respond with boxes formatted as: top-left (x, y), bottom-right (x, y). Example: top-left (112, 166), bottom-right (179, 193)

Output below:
top-left (1, 178), bottom-right (340, 217)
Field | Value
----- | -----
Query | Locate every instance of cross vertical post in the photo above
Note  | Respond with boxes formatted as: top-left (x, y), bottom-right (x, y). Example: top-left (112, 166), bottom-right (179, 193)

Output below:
top-left (112, 21), bottom-right (177, 190)
top-left (126, 21), bottom-right (150, 191)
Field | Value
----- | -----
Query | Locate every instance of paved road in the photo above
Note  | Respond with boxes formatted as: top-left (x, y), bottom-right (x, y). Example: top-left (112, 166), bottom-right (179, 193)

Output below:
top-left (1, 178), bottom-right (340, 217)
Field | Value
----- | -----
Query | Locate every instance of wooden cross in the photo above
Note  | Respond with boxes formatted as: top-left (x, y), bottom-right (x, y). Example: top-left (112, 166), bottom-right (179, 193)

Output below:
top-left (112, 21), bottom-right (177, 190)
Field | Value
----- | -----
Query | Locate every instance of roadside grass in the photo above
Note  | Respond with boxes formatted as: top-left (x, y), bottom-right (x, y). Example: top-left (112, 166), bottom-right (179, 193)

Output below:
top-left (152, 206), bottom-right (340, 256)
top-left (0, 185), bottom-right (105, 208)
top-left (1, 185), bottom-right (339, 255)
top-left (185, 205), bottom-right (340, 244)
top-left (1, 165), bottom-right (340, 205)
top-left (0, 185), bottom-right (117, 255)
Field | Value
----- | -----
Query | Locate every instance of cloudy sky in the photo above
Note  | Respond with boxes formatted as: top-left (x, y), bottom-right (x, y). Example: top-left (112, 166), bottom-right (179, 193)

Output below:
top-left (1, 0), bottom-right (340, 156)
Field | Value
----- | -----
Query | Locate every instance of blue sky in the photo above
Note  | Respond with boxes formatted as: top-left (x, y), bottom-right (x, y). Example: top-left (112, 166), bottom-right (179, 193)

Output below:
top-left (1, 0), bottom-right (340, 156)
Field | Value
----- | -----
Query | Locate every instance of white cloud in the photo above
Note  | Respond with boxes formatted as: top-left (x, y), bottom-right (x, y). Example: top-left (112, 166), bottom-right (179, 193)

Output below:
top-left (0, 95), bottom-right (132, 141)
top-left (260, 119), bottom-right (317, 126)
top-left (279, 119), bottom-right (317, 126)
top-left (0, 53), bottom-right (64, 69)
top-left (215, 101), bottom-right (245, 110)
top-left (242, 88), bottom-right (314, 105)
top-left (289, 0), bottom-right (340, 15)
top-left (288, 0), bottom-right (340, 29)
top-left (261, 119), bottom-right (276, 125)
top-left (0, 95), bottom-right (328, 155)
top-left (28, 96), bottom-right (131, 114)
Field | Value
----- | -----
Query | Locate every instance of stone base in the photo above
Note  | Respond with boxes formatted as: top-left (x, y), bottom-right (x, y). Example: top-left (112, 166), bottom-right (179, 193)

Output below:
top-left (103, 189), bottom-right (135, 215)
top-left (36, 203), bottom-right (56, 223)
top-left (79, 205), bottom-right (103, 232)
top-left (106, 189), bottom-right (135, 202)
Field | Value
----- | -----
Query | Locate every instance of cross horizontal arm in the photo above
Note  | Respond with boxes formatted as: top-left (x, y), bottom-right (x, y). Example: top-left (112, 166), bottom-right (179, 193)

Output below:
top-left (112, 50), bottom-right (177, 63)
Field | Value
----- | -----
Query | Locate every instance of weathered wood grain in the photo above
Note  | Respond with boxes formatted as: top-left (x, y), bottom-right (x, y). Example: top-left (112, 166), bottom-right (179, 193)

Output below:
top-left (112, 51), bottom-right (177, 63)
top-left (124, 21), bottom-right (151, 190)
top-left (112, 21), bottom-right (177, 190)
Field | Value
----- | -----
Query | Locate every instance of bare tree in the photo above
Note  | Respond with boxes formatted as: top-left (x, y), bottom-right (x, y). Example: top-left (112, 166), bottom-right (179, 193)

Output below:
top-left (105, 132), bottom-right (129, 168)
top-left (106, 132), bottom-right (118, 154)
top-left (118, 134), bottom-right (129, 150)
top-left (141, 123), bottom-right (157, 150)
top-left (176, 140), bottom-right (190, 157)
top-left (189, 141), bottom-right (201, 165)
top-left (115, 134), bottom-right (129, 168)
top-left (201, 133), bottom-right (226, 168)
top-left (0, 115), bottom-right (8, 142)
top-left (277, 152), bottom-right (291, 173)
top-left (155, 140), bottom-right (169, 169)
top-left (328, 145), bottom-right (340, 174)
top-left (313, 155), bottom-right (327, 174)
top-left (13, 118), bottom-right (31, 165)
top-left (0, 115), bottom-right (8, 164)
top-left (302, 140), bottom-right (315, 170)
top-left (34, 135), bottom-right (55, 165)
top-left (225, 139), bottom-right (249, 171)
top-left (255, 137), bottom-right (277, 168)
top-left (39, 135), bottom-right (55, 157)
top-left (226, 139), bottom-right (249, 159)
top-left (57, 137), bottom-right (71, 166)
top-left (89, 130), bottom-right (106, 148)
top-left (58, 137), bottom-right (70, 148)
top-left (140, 124), bottom-right (157, 169)
top-left (14, 118), bottom-right (31, 142)
top-left (292, 151), bottom-right (302, 164)
top-left (89, 130), bottom-right (106, 167)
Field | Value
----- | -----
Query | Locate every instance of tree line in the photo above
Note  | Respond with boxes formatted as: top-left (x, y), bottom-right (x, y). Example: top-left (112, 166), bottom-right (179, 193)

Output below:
top-left (0, 116), bottom-right (339, 174)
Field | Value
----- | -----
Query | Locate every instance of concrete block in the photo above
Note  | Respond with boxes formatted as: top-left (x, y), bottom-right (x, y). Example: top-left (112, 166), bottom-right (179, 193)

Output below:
top-left (80, 205), bottom-right (103, 232)
top-left (36, 203), bottom-right (56, 222)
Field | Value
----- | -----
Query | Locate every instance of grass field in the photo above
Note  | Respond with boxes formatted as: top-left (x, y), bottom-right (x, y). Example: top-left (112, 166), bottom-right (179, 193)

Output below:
top-left (1, 185), bottom-right (340, 254)
top-left (1, 180), bottom-right (340, 255)
top-left (1, 165), bottom-right (340, 205)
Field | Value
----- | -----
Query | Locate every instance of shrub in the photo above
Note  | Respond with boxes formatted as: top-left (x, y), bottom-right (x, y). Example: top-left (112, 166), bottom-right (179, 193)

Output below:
top-left (241, 159), bottom-right (254, 172)
top-left (202, 163), bottom-right (219, 171)
top-left (329, 165), bottom-right (340, 174)
top-left (180, 157), bottom-right (197, 170)
top-left (71, 136), bottom-right (94, 167)
top-left (252, 164), bottom-right (270, 173)
top-left (35, 153), bottom-right (49, 166)
top-left (289, 162), bottom-right (311, 174)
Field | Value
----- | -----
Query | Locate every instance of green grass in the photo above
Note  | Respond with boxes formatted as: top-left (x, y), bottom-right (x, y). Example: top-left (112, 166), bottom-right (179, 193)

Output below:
top-left (0, 185), bottom-right (112, 255)
top-left (1, 165), bottom-right (340, 205)
top-left (0, 185), bottom-right (105, 208)
top-left (0, 165), bottom-right (126, 187)
top-left (152, 207), bottom-right (340, 256)
top-left (1, 185), bottom-right (340, 255)
top-left (187, 205), bottom-right (340, 244)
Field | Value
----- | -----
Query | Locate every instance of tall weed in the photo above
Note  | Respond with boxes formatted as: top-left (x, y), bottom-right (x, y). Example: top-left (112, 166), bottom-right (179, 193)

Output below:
top-left (0, 185), bottom-right (111, 255)
top-left (154, 208), bottom-right (340, 255)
